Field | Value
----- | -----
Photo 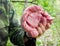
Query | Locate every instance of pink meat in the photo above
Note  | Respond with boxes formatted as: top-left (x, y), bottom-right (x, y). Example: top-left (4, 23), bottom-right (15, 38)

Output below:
top-left (27, 13), bottom-right (42, 27)
top-left (21, 5), bottom-right (53, 38)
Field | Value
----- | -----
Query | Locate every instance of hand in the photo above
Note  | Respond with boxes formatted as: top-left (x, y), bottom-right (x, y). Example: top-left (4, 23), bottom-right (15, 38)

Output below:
top-left (26, 17), bottom-right (53, 38)
top-left (37, 23), bottom-right (51, 37)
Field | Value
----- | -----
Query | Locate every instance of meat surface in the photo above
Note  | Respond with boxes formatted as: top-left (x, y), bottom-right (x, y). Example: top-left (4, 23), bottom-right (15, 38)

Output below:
top-left (21, 5), bottom-right (53, 38)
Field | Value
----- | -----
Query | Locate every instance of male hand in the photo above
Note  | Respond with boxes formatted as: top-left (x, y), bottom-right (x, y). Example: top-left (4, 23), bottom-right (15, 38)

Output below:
top-left (21, 5), bottom-right (54, 38)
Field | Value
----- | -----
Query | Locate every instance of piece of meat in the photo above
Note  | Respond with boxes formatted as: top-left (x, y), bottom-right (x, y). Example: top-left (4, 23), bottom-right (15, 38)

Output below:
top-left (21, 5), bottom-right (53, 38)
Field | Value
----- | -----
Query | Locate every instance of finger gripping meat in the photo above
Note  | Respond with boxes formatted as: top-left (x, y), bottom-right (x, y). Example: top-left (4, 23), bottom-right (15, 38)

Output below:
top-left (21, 5), bottom-right (53, 38)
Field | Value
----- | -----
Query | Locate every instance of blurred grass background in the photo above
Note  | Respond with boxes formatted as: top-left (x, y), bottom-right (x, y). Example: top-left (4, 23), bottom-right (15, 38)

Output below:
top-left (7, 0), bottom-right (60, 46)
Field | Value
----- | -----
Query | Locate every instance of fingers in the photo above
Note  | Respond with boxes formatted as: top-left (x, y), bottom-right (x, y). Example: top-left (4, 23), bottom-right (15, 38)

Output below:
top-left (37, 23), bottom-right (51, 36)
top-left (39, 23), bottom-right (46, 32)
top-left (37, 27), bottom-right (43, 36)
top-left (50, 20), bottom-right (53, 24)
top-left (29, 30), bottom-right (39, 38)
top-left (37, 23), bottom-right (46, 36)
top-left (45, 23), bottom-right (51, 30)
